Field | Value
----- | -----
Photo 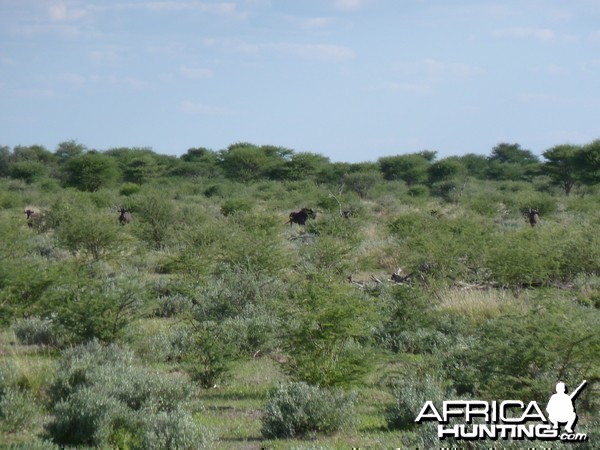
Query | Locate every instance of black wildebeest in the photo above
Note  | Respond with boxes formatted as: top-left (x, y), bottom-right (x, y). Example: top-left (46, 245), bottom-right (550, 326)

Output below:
top-left (288, 208), bottom-right (316, 226)
top-left (527, 208), bottom-right (540, 227)
top-left (24, 209), bottom-right (36, 228)
top-left (118, 208), bottom-right (133, 225)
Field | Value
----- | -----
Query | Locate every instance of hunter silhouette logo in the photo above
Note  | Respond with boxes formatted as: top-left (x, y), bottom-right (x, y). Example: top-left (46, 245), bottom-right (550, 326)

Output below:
top-left (415, 380), bottom-right (589, 442)
top-left (546, 380), bottom-right (587, 434)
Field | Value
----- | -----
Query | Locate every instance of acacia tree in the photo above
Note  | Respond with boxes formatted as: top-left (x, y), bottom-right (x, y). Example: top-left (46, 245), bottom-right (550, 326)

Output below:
top-left (219, 143), bottom-right (290, 181)
top-left (378, 152), bottom-right (434, 185)
top-left (487, 143), bottom-right (539, 181)
top-left (576, 140), bottom-right (600, 186)
top-left (281, 275), bottom-right (375, 387)
top-left (63, 152), bottom-right (120, 191)
top-left (542, 144), bottom-right (581, 195)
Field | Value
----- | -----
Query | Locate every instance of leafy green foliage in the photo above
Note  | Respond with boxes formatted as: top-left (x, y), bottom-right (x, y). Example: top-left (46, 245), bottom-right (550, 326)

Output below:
top-left (63, 152), bottom-right (120, 191)
top-left (281, 275), bottom-right (375, 386)
top-left (1, 138), bottom-right (600, 446)
top-left (46, 341), bottom-right (207, 448)
top-left (55, 210), bottom-right (121, 260)
top-left (181, 322), bottom-right (235, 388)
top-left (445, 295), bottom-right (600, 406)
top-left (0, 387), bottom-right (40, 433)
top-left (261, 382), bottom-right (357, 438)
top-left (13, 316), bottom-right (57, 346)
top-left (378, 153), bottom-right (431, 184)
top-left (385, 374), bottom-right (448, 430)
top-left (135, 190), bottom-right (177, 249)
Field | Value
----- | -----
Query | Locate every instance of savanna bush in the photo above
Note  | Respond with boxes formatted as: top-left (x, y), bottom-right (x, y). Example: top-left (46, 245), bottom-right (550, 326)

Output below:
top-left (281, 275), bottom-right (375, 387)
top-left (385, 374), bottom-right (448, 430)
top-left (261, 382), bottom-right (357, 438)
top-left (44, 270), bottom-right (145, 345)
top-left (388, 213), bottom-right (491, 282)
top-left (13, 316), bottom-right (57, 346)
top-left (55, 211), bottom-right (121, 260)
top-left (46, 341), bottom-right (202, 448)
top-left (444, 295), bottom-right (600, 404)
top-left (296, 235), bottom-right (354, 275)
top-left (180, 321), bottom-right (235, 388)
top-left (191, 266), bottom-right (284, 320)
top-left (119, 182), bottom-right (142, 196)
top-left (137, 409), bottom-right (215, 450)
top-left (375, 286), bottom-right (447, 354)
top-left (484, 227), bottom-right (563, 286)
top-left (220, 197), bottom-right (253, 216)
top-left (305, 213), bottom-right (362, 243)
top-left (134, 191), bottom-right (177, 249)
top-left (46, 387), bottom-right (130, 447)
top-left (155, 293), bottom-right (194, 318)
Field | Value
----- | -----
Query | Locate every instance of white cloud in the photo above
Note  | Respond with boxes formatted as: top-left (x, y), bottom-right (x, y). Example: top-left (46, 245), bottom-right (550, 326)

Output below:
top-left (334, 0), bottom-right (369, 11)
top-left (589, 30), bottom-right (600, 43)
top-left (15, 88), bottom-right (56, 98)
top-left (89, 49), bottom-right (123, 67)
top-left (179, 66), bottom-right (213, 79)
top-left (379, 81), bottom-right (433, 95)
top-left (302, 17), bottom-right (335, 29)
top-left (545, 64), bottom-right (570, 75)
top-left (0, 56), bottom-right (15, 65)
top-left (493, 27), bottom-right (555, 43)
top-left (58, 72), bottom-right (86, 87)
top-left (48, 2), bottom-right (87, 22)
top-left (273, 43), bottom-right (354, 61)
top-left (203, 38), bottom-right (355, 62)
top-left (179, 100), bottom-right (231, 115)
top-left (112, 2), bottom-right (239, 15)
top-left (395, 58), bottom-right (484, 83)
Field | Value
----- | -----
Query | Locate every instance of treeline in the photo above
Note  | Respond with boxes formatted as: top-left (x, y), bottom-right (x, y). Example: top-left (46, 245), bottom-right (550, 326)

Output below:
top-left (1, 139), bottom-right (599, 194)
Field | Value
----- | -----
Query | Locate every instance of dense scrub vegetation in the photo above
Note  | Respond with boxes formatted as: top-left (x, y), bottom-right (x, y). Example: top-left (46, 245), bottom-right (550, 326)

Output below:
top-left (0, 139), bottom-right (599, 448)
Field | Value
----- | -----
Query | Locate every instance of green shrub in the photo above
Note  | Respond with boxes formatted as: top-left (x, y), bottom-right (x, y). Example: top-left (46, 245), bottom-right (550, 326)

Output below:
top-left (181, 321), bottom-right (234, 388)
top-left (119, 182), bottom-right (142, 196)
top-left (385, 374), bottom-right (448, 430)
top-left (221, 306), bottom-right (279, 356)
top-left (281, 276), bottom-right (375, 387)
top-left (0, 361), bottom-right (19, 398)
top-left (55, 211), bottom-right (121, 260)
top-left (50, 341), bottom-right (192, 408)
top-left (0, 387), bottom-right (40, 433)
top-left (406, 184), bottom-right (429, 198)
top-left (155, 294), bottom-right (194, 318)
top-left (484, 228), bottom-right (563, 286)
top-left (13, 316), bottom-right (57, 346)
top-left (135, 191), bottom-right (177, 249)
top-left (261, 382), bottom-right (357, 438)
top-left (220, 198), bottom-right (253, 216)
top-left (388, 213), bottom-right (491, 282)
top-left (44, 270), bottom-right (145, 345)
top-left (137, 409), bottom-right (215, 450)
top-left (46, 387), bottom-right (131, 447)
top-left (46, 341), bottom-right (201, 447)
top-left (444, 295), bottom-right (600, 404)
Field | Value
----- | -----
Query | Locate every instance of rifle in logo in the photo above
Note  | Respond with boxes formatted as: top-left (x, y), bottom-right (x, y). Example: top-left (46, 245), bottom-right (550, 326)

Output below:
top-left (546, 380), bottom-right (587, 434)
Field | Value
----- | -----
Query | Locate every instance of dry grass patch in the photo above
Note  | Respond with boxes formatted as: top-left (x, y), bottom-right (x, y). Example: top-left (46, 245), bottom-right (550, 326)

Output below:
top-left (436, 288), bottom-right (523, 322)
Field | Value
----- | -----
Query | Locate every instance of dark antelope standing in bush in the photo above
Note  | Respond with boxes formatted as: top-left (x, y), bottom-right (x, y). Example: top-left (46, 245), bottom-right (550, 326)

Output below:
top-left (24, 209), bottom-right (36, 228)
top-left (527, 208), bottom-right (540, 227)
top-left (288, 208), bottom-right (316, 226)
top-left (118, 208), bottom-right (133, 225)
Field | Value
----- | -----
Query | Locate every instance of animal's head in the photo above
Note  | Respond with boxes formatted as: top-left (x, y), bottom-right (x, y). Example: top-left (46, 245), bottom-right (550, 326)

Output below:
top-left (301, 208), bottom-right (316, 219)
top-left (118, 207), bottom-right (132, 224)
top-left (527, 208), bottom-right (540, 226)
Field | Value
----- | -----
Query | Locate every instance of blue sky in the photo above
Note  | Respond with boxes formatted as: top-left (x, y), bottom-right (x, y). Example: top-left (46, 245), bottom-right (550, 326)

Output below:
top-left (1, 0), bottom-right (599, 163)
